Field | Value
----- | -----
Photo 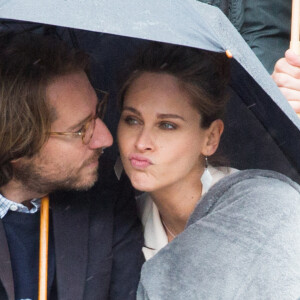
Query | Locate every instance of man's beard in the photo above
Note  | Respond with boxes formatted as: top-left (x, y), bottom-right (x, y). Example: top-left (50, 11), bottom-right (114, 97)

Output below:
top-left (13, 149), bottom-right (102, 195)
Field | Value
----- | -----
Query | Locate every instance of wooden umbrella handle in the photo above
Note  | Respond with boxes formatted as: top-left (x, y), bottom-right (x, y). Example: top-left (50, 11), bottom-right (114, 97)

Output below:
top-left (291, 0), bottom-right (300, 54)
top-left (290, 0), bottom-right (300, 118)
top-left (38, 195), bottom-right (50, 300)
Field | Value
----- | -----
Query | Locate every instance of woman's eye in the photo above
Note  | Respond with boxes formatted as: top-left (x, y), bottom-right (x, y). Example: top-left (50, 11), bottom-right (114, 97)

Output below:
top-left (159, 122), bottom-right (177, 130)
top-left (124, 116), bottom-right (140, 125)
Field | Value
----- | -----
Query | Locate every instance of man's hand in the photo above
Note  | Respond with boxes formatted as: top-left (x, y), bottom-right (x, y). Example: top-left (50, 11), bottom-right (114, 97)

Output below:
top-left (272, 49), bottom-right (300, 114)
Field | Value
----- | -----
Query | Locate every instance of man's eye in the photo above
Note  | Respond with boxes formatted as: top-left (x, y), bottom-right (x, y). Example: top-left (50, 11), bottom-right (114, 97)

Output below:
top-left (159, 122), bottom-right (177, 130)
top-left (124, 116), bottom-right (140, 125)
top-left (75, 125), bottom-right (85, 134)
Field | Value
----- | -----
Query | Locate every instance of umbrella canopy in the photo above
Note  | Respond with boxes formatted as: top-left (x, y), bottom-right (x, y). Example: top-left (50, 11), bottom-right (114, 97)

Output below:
top-left (0, 0), bottom-right (299, 181)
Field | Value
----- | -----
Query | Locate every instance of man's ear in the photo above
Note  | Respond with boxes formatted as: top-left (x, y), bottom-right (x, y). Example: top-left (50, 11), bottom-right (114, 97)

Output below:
top-left (10, 156), bottom-right (30, 165)
top-left (10, 158), bottom-right (22, 164)
top-left (201, 119), bottom-right (224, 156)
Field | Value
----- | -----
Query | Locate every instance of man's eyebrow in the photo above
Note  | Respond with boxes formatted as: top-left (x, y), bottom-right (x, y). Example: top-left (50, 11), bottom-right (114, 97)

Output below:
top-left (67, 114), bottom-right (92, 131)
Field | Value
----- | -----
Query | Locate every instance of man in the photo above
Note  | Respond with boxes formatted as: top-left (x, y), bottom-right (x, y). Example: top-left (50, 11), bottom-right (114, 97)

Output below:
top-left (0, 32), bottom-right (143, 300)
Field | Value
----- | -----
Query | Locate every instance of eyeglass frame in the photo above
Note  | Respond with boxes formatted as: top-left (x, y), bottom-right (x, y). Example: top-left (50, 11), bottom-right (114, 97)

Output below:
top-left (48, 89), bottom-right (108, 145)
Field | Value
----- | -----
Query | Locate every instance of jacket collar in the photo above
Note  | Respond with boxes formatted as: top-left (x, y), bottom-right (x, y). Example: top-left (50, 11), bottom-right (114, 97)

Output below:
top-left (51, 191), bottom-right (91, 300)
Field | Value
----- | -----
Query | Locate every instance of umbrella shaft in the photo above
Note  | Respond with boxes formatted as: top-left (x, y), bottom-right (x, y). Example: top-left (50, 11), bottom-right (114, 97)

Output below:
top-left (38, 196), bottom-right (49, 300)
top-left (291, 0), bottom-right (300, 54)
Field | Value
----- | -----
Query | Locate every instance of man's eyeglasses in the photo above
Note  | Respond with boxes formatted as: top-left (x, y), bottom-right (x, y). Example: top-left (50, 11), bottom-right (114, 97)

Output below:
top-left (48, 89), bottom-right (108, 145)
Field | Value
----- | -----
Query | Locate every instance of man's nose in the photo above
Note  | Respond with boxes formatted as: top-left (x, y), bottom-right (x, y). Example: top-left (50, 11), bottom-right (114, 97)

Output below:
top-left (89, 118), bottom-right (113, 149)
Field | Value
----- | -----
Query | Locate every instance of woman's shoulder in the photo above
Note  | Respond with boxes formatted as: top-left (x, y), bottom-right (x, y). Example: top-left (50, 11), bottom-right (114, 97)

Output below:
top-left (190, 169), bottom-right (300, 226)
top-left (209, 165), bottom-right (238, 187)
top-left (139, 170), bottom-right (300, 298)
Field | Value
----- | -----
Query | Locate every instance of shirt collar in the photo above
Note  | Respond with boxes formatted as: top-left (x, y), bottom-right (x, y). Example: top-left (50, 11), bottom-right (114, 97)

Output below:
top-left (136, 167), bottom-right (238, 260)
top-left (0, 193), bottom-right (41, 219)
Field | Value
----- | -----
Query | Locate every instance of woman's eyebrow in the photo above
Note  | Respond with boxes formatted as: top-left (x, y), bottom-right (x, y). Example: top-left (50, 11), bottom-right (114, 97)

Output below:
top-left (122, 106), bottom-right (141, 116)
top-left (122, 106), bottom-right (185, 121)
top-left (157, 113), bottom-right (185, 121)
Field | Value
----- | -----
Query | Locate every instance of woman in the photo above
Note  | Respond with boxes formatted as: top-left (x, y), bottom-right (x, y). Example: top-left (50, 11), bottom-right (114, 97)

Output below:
top-left (117, 43), bottom-right (237, 259)
top-left (116, 43), bottom-right (300, 299)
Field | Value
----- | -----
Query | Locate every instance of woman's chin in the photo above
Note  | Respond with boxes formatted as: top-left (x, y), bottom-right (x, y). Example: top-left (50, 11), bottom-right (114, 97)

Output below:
top-left (130, 176), bottom-right (156, 193)
top-left (132, 182), bottom-right (154, 192)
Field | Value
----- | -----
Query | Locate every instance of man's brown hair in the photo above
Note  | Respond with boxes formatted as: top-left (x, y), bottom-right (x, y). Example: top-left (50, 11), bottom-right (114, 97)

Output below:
top-left (0, 32), bottom-right (89, 187)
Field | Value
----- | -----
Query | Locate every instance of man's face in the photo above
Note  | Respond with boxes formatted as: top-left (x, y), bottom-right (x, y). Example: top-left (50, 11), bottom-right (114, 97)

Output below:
top-left (13, 71), bottom-right (113, 195)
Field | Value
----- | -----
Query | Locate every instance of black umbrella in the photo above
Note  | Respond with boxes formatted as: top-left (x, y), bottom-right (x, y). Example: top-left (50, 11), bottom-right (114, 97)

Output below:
top-left (0, 0), bottom-right (300, 297)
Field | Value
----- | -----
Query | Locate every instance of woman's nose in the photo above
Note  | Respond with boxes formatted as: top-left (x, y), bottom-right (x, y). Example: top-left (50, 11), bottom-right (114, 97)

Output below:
top-left (135, 128), bottom-right (154, 152)
top-left (89, 118), bottom-right (113, 149)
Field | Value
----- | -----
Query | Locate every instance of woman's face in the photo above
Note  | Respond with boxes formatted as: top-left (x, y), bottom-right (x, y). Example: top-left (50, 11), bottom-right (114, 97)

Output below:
top-left (117, 72), bottom-right (222, 192)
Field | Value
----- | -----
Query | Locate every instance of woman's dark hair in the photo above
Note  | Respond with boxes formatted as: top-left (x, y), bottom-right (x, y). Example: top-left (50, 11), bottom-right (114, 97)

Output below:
top-left (0, 31), bottom-right (90, 187)
top-left (119, 42), bottom-right (230, 128)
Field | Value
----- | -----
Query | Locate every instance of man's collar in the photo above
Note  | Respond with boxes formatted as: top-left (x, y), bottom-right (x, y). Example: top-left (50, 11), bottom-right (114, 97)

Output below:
top-left (0, 193), bottom-right (41, 219)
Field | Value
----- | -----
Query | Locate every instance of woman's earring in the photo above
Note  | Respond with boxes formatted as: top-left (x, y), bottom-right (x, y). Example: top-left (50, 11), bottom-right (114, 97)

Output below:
top-left (201, 156), bottom-right (212, 195)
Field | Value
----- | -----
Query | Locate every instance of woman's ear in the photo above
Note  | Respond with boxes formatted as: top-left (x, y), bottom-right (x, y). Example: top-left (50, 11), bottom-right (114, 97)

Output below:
top-left (201, 119), bottom-right (224, 156)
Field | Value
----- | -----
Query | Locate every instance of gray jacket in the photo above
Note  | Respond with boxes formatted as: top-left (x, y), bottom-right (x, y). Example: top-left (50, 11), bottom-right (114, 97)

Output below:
top-left (137, 169), bottom-right (300, 299)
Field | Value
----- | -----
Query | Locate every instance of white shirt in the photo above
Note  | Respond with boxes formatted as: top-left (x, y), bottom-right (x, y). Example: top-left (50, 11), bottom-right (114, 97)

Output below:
top-left (136, 166), bottom-right (238, 260)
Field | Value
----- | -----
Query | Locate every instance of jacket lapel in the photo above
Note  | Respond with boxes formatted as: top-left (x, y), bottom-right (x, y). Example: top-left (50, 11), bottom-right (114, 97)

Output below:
top-left (0, 220), bottom-right (14, 300)
top-left (51, 191), bottom-right (90, 300)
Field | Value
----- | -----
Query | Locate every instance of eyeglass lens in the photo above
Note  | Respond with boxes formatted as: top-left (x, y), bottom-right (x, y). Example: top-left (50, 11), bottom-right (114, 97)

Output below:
top-left (96, 91), bottom-right (108, 120)
top-left (82, 92), bottom-right (107, 144)
top-left (82, 118), bottom-right (96, 145)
